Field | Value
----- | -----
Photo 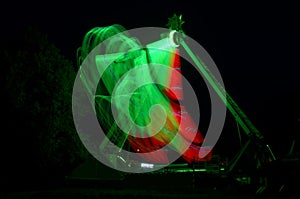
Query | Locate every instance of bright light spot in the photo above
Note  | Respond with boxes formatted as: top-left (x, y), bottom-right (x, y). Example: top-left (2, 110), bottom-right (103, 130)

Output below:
top-left (141, 163), bottom-right (154, 169)
top-left (169, 30), bottom-right (180, 47)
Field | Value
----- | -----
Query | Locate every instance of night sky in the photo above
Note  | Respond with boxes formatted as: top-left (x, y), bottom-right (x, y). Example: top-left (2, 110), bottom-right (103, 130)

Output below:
top-left (2, 1), bottom-right (299, 158)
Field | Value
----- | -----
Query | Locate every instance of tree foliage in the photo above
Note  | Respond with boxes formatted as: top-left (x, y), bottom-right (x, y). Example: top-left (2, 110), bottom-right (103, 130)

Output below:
top-left (1, 26), bottom-right (88, 180)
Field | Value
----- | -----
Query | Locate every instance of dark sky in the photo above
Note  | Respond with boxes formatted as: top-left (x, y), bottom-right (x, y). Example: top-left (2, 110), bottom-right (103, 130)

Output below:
top-left (2, 1), bottom-right (300, 156)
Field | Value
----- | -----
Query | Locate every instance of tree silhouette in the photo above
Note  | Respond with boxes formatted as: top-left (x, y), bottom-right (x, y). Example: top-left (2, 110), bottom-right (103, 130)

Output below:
top-left (1, 26), bottom-right (88, 186)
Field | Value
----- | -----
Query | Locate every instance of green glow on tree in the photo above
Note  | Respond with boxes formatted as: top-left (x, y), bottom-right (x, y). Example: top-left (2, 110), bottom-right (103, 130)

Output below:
top-left (166, 14), bottom-right (185, 33)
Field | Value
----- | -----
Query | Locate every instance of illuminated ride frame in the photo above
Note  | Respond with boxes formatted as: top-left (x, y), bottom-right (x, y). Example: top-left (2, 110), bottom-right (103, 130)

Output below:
top-left (76, 25), bottom-right (276, 177)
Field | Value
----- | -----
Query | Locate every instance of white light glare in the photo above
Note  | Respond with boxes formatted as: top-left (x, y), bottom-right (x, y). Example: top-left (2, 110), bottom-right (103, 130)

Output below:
top-left (141, 163), bottom-right (154, 169)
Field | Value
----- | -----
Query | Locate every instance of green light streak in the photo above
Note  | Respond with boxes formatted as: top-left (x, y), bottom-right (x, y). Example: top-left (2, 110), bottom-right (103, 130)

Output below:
top-left (95, 48), bottom-right (179, 151)
top-left (78, 25), bottom-right (186, 156)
